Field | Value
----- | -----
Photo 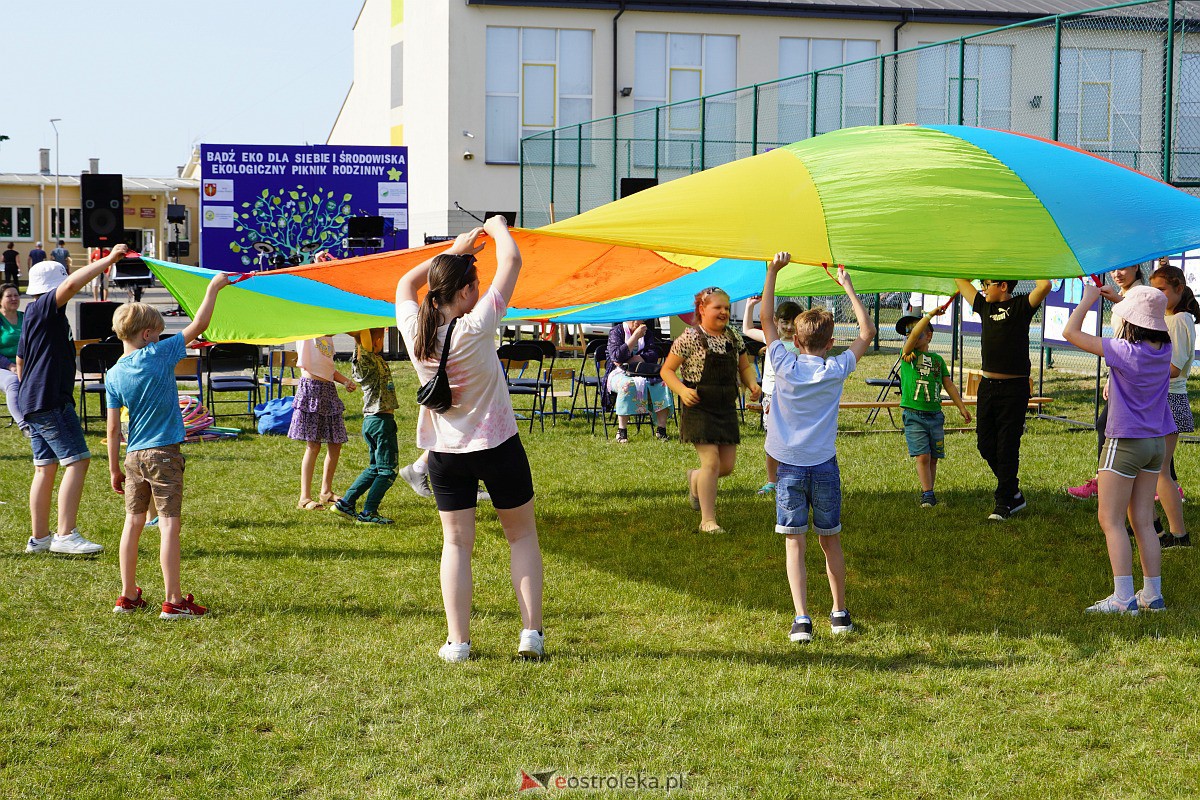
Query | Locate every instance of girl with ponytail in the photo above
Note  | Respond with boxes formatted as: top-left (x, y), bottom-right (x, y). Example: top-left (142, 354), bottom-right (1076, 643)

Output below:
top-left (1150, 261), bottom-right (1197, 547)
top-left (396, 217), bottom-right (546, 663)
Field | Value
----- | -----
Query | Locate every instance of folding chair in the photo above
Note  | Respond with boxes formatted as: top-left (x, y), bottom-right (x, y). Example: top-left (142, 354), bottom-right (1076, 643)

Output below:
top-left (541, 367), bottom-right (577, 425)
top-left (496, 342), bottom-right (544, 432)
top-left (265, 349), bottom-right (299, 400)
top-left (174, 356), bottom-right (203, 399)
top-left (205, 343), bottom-right (262, 419)
top-left (569, 338), bottom-right (606, 423)
top-left (77, 342), bottom-right (123, 430)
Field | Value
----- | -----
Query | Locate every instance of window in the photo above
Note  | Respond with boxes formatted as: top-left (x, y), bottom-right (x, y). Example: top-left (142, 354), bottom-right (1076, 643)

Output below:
top-left (776, 38), bottom-right (878, 144)
top-left (50, 208), bottom-right (82, 240)
top-left (633, 32), bottom-right (737, 168)
top-left (1059, 48), bottom-right (1143, 170)
top-left (916, 43), bottom-right (1012, 130)
top-left (1177, 53), bottom-right (1200, 179)
top-left (0, 206), bottom-right (33, 240)
top-left (487, 26), bottom-right (593, 164)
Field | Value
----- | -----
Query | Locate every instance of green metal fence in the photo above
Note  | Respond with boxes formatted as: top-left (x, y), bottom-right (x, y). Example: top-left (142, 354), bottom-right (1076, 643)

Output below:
top-left (521, 0), bottom-right (1200, 229)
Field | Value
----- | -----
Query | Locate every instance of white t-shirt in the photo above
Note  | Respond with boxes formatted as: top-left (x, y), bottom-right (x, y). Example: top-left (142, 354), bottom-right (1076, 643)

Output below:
top-left (761, 340), bottom-right (802, 397)
top-left (397, 287), bottom-right (518, 453)
top-left (765, 340), bottom-right (857, 467)
top-left (1166, 310), bottom-right (1196, 395)
top-left (295, 336), bottom-right (336, 381)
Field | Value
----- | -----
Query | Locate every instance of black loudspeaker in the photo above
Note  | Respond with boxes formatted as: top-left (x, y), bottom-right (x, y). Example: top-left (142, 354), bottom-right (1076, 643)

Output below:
top-left (80, 174), bottom-right (124, 247)
top-left (76, 301), bottom-right (121, 342)
top-left (119, 229), bottom-right (144, 252)
top-left (167, 241), bottom-right (191, 258)
top-left (484, 211), bottom-right (517, 226)
top-left (619, 177), bottom-right (657, 198)
top-left (166, 204), bottom-right (187, 224)
top-left (347, 216), bottom-right (385, 238)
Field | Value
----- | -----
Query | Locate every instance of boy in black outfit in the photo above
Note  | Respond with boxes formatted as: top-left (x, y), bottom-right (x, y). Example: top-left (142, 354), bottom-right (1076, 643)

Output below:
top-left (954, 277), bottom-right (1052, 521)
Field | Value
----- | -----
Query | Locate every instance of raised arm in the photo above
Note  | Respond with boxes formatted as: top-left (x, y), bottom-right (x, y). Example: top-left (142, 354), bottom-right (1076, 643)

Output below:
top-left (396, 227), bottom-right (484, 305)
top-left (954, 278), bottom-right (978, 306)
top-left (56, 243), bottom-right (127, 307)
top-left (180, 272), bottom-right (232, 344)
top-left (761, 253), bottom-right (789, 346)
top-left (485, 216), bottom-right (522, 303)
top-left (742, 296), bottom-right (765, 343)
top-left (1062, 282), bottom-right (1104, 357)
top-left (1028, 279), bottom-right (1052, 309)
top-left (901, 313), bottom-right (933, 361)
top-left (838, 266), bottom-right (876, 361)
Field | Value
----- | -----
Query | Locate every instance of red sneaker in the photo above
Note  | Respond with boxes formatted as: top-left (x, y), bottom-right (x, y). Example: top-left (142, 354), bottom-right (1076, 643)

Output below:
top-left (160, 594), bottom-right (208, 620)
top-left (1066, 478), bottom-right (1098, 500)
top-left (113, 586), bottom-right (148, 614)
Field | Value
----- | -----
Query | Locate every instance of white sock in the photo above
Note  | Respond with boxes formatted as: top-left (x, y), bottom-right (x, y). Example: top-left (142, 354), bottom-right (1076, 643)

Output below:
top-left (1113, 575), bottom-right (1135, 601)
top-left (412, 459), bottom-right (428, 475)
top-left (1144, 575), bottom-right (1162, 598)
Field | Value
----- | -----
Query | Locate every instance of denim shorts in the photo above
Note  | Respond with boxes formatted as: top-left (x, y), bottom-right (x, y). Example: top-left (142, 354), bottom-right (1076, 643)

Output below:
top-left (26, 405), bottom-right (91, 467)
top-left (775, 456), bottom-right (842, 535)
top-left (902, 408), bottom-right (945, 459)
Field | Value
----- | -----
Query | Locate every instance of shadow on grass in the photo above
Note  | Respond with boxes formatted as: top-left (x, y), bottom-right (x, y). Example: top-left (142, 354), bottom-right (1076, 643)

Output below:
top-left (190, 545), bottom-right (435, 561)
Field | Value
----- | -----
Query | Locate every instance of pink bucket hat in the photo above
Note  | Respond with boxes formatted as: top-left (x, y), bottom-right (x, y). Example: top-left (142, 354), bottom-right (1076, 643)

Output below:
top-left (1111, 284), bottom-right (1168, 332)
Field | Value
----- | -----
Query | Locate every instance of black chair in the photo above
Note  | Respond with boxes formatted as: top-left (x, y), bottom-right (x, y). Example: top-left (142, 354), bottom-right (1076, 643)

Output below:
top-left (496, 342), bottom-right (545, 432)
top-left (508, 339), bottom-right (557, 402)
top-left (570, 338), bottom-right (607, 427)
top-left (205, 343), bottom-right (261, 419)
top-left (77, 342), bottom-right (123, 430)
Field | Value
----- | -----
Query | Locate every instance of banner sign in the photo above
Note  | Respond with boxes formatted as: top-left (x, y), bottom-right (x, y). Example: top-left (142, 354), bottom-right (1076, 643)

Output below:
top-left (1042, 278), bottom-right (1101, 347)
top-left (907, 292), bottom-right (982, 335)
top-left (199, 143), bottom-right (409, 271)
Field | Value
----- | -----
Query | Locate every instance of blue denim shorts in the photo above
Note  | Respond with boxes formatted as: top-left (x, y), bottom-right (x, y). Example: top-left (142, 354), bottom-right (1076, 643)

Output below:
top-left (26, 405), bottom-right (91, 467)
top-left (902, 408), bottom-right (945, 459)
top-left (775, 456), bottom-right (842, 535)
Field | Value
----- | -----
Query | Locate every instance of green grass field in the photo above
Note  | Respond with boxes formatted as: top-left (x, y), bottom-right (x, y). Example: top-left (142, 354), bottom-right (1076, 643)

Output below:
top-left (2, 353), bottom-right (1198, 799)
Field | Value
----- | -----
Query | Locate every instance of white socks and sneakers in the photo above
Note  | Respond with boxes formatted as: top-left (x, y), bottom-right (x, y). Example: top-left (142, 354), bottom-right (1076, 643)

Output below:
top-left (438, 629), bottom-right (545, 662)
top-left (25, 529), bottom-right (104, 555)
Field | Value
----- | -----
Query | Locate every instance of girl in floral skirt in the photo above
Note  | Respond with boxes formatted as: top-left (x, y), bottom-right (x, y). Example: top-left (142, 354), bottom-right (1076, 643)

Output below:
top-left (289, 335), bottom-right (357, 510)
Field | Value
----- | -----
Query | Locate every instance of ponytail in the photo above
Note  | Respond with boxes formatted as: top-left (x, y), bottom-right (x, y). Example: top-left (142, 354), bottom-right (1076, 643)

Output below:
top-left (413, 254), bottom-right (478, 361)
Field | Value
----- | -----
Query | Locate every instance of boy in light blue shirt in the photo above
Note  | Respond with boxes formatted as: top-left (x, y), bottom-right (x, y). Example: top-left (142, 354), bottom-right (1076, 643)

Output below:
top-left (105, 272), bottom-right (229, 619)
top-left (761, 253), bottom-right (875, 643)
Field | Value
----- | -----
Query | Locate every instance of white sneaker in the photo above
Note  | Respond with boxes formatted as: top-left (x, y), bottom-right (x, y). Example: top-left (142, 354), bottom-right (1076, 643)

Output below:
top-left (399, 464), bottom-right (433, 498)
top-left (25, 534), bottom-right (52, 554)
top-left (476, 489), bottom-right (492, 504)
top-left (518, 628), bottom-right (545, 660)
top-left (48, 529), bottom-right (104, 556)
top-left (438, 641), bottom-right (471, 663)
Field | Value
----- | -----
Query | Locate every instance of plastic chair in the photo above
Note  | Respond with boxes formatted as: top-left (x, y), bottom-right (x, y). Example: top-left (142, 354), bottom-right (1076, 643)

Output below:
top-left (205, 343), bottom-right (261, 419)
top-left (497, 342), bottom-right (545, 432)
top-left (77, 342), bottom-right (123, 430)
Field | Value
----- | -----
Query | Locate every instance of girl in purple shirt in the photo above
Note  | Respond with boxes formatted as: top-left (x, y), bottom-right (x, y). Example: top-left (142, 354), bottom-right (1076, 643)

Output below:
top-left (1064, 282), bottom-right (1174, 615)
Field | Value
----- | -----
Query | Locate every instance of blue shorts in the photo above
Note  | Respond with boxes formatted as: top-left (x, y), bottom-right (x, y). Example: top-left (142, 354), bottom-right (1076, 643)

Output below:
top-left (902, 408), bottom-right (945, 459)
top-left (26, 405), bottom-right (91, 467)
top-left (775, 456), bottom-right (842, 535)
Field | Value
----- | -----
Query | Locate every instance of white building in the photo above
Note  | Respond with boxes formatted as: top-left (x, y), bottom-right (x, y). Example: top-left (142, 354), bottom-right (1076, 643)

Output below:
top-left (328, 0), bottom-right (1120, 241)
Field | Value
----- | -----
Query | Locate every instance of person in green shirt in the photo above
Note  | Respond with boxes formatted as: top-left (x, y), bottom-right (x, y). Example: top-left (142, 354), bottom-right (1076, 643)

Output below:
top-left (898, 309), bottom-right (971, 508)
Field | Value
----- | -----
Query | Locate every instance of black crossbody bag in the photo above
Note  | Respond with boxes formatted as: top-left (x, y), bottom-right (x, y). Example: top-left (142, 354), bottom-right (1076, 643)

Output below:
top-left (415, 318), bottom-right (457, 413)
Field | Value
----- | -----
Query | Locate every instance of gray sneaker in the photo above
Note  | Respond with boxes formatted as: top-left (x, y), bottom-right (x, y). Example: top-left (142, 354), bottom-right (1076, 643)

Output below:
top-left (399, 464), bottom-right (433, 498)
top-left (48, 529), bottom-right (104, 556)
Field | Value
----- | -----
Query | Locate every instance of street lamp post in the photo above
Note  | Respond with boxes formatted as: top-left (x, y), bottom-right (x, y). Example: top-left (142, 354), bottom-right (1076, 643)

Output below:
top-left (49, 118), bottom-right (61, 240)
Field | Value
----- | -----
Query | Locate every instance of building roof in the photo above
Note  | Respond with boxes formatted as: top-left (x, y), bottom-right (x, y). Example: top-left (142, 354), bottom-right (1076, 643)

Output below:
top-left (467, 0), bottom-right (1127, 23)
top-left (0, 174), bottom-right (197, 192)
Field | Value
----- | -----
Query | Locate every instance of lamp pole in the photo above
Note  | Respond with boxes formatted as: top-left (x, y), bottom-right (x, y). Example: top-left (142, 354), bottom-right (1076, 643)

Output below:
top-left (49, 118), bottom-right (61, 240)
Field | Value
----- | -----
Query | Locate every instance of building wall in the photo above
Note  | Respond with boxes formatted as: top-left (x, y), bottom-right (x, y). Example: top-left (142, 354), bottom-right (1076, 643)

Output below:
top-left (329, 2), bottom-right (1005, 241)
top-left (0, 180), bottom-right (199, 271)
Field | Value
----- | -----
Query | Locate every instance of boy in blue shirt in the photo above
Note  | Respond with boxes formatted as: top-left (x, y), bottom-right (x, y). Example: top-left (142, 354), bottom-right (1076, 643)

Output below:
top-left (106, 272), bottom-right (229, 618)
top-left (19, 243), bottom-right (128, 556)
top-left (762, 253), bottom-right (874, 643)
top-left (896, 309), bottom-right (972, 508)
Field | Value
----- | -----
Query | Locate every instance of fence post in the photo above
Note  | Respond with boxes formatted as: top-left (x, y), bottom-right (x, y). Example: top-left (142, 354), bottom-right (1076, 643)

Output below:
top-left (612, 119), bottom-right (619, 201)
top-left (654, 106), bottom-right (661, 180)
top-left (1164, 0), bottom-right (1177, 181)
top-left (873, 293), bottom-right (880, 351)
top-left (1051, 18), bottom-right (1063, 141)
top-left (752, 84), bottom-right (760, 154)
top-left (549, 128), bottom-right (556, 211)
top-left (700, 95), bottom-right (707, 171)
top-left (810, 72), bottom-right (819, 137)
top-left (576, 124), bottom-right (584, 216)
top-left (519, 137), bottom-right (525, 227)
top-left (877, 56), bottom-right (886, 126)
top-left (956, 38), bottom-right (967, 125)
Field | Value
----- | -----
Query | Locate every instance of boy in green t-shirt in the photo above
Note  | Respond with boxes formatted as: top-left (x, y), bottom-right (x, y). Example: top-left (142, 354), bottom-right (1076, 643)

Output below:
top-left (897, 310), bottom-right (971, 508)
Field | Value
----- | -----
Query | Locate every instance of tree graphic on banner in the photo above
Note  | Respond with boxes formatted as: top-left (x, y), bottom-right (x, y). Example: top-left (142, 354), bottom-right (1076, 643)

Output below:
top-left (231, 186), bottom-right (352, 266)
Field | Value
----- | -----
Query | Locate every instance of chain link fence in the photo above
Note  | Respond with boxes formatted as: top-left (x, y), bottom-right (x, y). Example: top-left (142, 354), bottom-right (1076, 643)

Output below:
top-left (522, 0), bottom-right (1200, 227)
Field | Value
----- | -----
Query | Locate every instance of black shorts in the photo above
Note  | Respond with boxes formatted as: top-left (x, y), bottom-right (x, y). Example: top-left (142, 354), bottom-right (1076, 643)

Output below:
top-left (428, 434), bottom-right (535, 512)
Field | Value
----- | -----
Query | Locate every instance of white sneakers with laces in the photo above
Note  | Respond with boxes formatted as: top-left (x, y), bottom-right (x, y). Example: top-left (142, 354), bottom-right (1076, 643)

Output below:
top-left (26, 529), bottom-right (104, 555)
